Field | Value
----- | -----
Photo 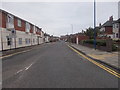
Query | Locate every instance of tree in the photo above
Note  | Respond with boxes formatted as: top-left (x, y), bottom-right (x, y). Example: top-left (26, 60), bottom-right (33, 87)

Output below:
top-left (84, 27), bottom-right (94, 39)
top-left (84, 27), bottom-right (100, 39)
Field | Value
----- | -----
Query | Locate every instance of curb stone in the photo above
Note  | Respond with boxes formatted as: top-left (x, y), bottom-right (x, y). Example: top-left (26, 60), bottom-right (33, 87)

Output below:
top-left (69, 45), bottom-right (120, 72)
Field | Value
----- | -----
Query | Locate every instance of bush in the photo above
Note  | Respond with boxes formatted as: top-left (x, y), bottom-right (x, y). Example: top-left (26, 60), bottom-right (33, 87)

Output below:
top-left (112, 44), bottom-right (117, 51)
top-left (83, 39), bottom-right (106, 46)
top-left (97, 40), bottom-right (106, 46)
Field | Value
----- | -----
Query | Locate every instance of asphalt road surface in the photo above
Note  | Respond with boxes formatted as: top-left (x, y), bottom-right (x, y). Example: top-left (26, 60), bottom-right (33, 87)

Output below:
top-left (2, 41), bottom-right (119, 88)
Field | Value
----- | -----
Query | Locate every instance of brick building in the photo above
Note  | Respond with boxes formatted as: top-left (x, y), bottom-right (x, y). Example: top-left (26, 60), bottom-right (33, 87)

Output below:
top-left (0, 9), bottom-right (45, 51)
top-left (99, 16), bottom-right (115, 38)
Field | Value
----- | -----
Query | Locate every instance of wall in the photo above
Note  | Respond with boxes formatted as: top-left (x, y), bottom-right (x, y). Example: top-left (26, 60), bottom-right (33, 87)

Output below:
top-left (0, 27), bottom-right (41, 51)
top-left (14, 17), bottom-right (25, 32)
top-left (0, 10), bottom-right (45, 51)
top-left (105, 27), bottom-right (113, 34)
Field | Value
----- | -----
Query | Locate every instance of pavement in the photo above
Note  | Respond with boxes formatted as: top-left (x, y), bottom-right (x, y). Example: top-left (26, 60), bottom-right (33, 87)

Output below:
top-left (2, 41), bottom-right (119, 88)
top-left (68, 43), bottom-right (119, 70)
top-left (1, 44), bottom-right (44, 57)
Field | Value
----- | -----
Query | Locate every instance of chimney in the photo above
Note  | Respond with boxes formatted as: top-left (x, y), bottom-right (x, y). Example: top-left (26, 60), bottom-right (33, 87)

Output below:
top-left (109, 16), bottom-right (113, 21)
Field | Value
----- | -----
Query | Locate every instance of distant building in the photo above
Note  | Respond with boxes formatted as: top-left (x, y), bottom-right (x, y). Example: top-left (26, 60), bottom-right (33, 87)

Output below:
top-left (44, 33), bottom-right (50, 43)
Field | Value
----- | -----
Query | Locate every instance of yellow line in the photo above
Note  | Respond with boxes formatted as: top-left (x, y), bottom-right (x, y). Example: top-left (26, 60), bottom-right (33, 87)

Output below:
top-left (67, 45), bottom-right (120, 78)
top-left (0, 49), bottom-right (33, 59)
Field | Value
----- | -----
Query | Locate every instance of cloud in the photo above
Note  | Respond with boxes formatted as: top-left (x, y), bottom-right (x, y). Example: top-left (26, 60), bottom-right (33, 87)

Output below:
top-left (1, 2), bottom-right (118, 36)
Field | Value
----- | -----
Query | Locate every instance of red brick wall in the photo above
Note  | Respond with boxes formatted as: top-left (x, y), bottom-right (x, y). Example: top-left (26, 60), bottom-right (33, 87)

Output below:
top-left (30, 24), bottom-right (33, 33)
top-left (14, 17), bottom-right (25, 32)
top-left (77, 35), bottom-right (89, 41)
top-left (105, 27), bottom-right (113, 34)
top-left (1, 12), bottom-right (7, 28)
top-left (36, 28), bottom-right (41, 35)
top-left (96, 37), bottom-right (109, 40)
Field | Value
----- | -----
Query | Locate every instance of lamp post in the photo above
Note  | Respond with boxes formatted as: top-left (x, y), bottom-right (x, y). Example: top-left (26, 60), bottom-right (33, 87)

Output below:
top-left (94, 0), bottom-right (96, 50)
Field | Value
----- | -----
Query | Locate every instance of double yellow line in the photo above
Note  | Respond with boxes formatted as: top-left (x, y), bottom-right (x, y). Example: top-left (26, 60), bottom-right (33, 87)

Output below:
top-left (67, 45), bottom-right (120, 78)
top-left (0, 49), bottom-right (33, 59)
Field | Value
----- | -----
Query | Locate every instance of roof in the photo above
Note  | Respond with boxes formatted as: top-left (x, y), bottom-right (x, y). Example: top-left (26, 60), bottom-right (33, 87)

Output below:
top-left (118, 18), bottom-right (120, 23)
top-left (102, 20), bottom-right (115, 27)
top-left (113, 18), bottom-right (120, 23)
top-left (116, 18), bottom-right (120, 23)
top-left (0, 9), bottom-right (44, 32)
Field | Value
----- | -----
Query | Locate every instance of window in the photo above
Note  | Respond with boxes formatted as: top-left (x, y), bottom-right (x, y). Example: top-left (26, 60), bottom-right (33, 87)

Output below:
top-left (113, 24), bottom-right (115, 28)
top-left (29, 39), bottom-right (31, 44)
top-left (19, 38), bottom-right (22, 45)
top-left (116, 24), bottom-right (119, 28)
top-left (33, 26), bottom-right (37, 34)
top-left (7, 15), bottom-right (13, 24)
top-left (7, 14), bottom-right (14, 28)
top-left (25, 38), bottom-right (30, 44)
top-left (26, 22), bottom-right (30, 33)
top-left (116, 33), bottom-right (118, 38)
top-left (17, 19), bottom-right (22, 27)
top-left (33, 39), bottom-right (35, 43)
top-left (25, 38), bottom-right (28, 44)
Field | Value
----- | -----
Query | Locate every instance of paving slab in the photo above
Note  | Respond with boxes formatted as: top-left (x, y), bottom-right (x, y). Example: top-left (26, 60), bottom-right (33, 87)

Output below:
top-left (68, 43), bottom-right (119, 69)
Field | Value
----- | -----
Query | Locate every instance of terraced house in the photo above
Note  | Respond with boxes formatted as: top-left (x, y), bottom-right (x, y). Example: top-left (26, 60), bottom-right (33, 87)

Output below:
top-left (0, 9), bottom-right (44, 51)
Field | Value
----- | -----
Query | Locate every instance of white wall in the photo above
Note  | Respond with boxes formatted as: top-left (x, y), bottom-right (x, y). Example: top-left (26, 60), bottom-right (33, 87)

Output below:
top-left (45, 36), bottom-right (49, 43)
top-left (0, 27), bottom-right (43, 51)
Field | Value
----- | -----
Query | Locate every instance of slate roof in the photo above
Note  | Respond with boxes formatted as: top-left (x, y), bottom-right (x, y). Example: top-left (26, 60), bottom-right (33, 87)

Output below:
top-left (102, 20), bottom-right (115, 27)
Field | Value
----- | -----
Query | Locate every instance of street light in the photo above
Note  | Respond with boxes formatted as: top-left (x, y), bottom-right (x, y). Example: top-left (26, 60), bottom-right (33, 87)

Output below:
top-left (94, 0), bottom-right (96, 50)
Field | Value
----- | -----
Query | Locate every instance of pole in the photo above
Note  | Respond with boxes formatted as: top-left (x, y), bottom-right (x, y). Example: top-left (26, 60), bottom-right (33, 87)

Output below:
top-left (94, 0), bottom-right (96, 50)
top-left (71, 24), bottom-right (73, 34)
top-left (1, 29), bottom-right (3, 51)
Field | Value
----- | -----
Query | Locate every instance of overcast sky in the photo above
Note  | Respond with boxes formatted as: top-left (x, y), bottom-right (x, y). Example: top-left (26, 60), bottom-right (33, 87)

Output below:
top-left (1, 2), bottom-right (119, 36)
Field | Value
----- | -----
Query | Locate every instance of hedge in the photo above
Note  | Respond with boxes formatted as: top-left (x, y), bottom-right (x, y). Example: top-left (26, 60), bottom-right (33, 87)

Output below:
top-left (83, 39), bottom-right (106, 46)
top-left (82, 39), bottom-right (117, 51)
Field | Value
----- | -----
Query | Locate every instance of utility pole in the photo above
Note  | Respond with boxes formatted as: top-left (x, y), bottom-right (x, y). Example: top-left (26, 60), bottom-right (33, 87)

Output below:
top-left (94, 0), bottom-right (96, 50)
top-left (71, 24), bottom-right (73, 34)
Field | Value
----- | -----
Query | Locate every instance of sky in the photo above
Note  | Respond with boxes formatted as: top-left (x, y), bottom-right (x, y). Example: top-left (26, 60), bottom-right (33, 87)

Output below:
top-left (0, 1), bottom-right (119, 36)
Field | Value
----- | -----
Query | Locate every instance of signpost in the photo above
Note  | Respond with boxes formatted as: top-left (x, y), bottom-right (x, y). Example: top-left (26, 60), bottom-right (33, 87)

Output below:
top-left (9, 29), bottom-right (16, 49)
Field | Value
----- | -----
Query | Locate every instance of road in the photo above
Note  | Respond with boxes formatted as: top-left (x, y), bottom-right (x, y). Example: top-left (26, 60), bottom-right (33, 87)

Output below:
top-left (2, 41), bottom-right (118, 88)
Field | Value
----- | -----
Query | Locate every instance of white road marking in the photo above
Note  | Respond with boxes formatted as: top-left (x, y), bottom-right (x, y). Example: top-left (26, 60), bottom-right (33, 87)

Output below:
top-left (25, 63), bottom-right (33, 70)
top-left (14, 62), bottom-right (34, 75)
top-left (16, 69), bottom-right (24, 74)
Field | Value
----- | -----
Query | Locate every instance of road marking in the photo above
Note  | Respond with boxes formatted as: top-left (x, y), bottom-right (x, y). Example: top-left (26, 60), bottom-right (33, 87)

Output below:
top-left (16, 69), bottom-right (24, 74)
top-left (15, 63), bottom-right (34, 75)
top-left (0, 49), bottom-right (33, 59)
top-left (67, 45), bottom-right (120, 78)
top-left (25, 63), bottom-right (33, 70)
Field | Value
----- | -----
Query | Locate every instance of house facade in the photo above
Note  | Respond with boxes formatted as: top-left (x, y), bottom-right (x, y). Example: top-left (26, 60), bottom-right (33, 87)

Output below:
top-left (113, 18), bottom-right (120, 40)
top-left (99, 16), bottom-right (114, 39)
top-left (0, 9), bottom-right (44, 51)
